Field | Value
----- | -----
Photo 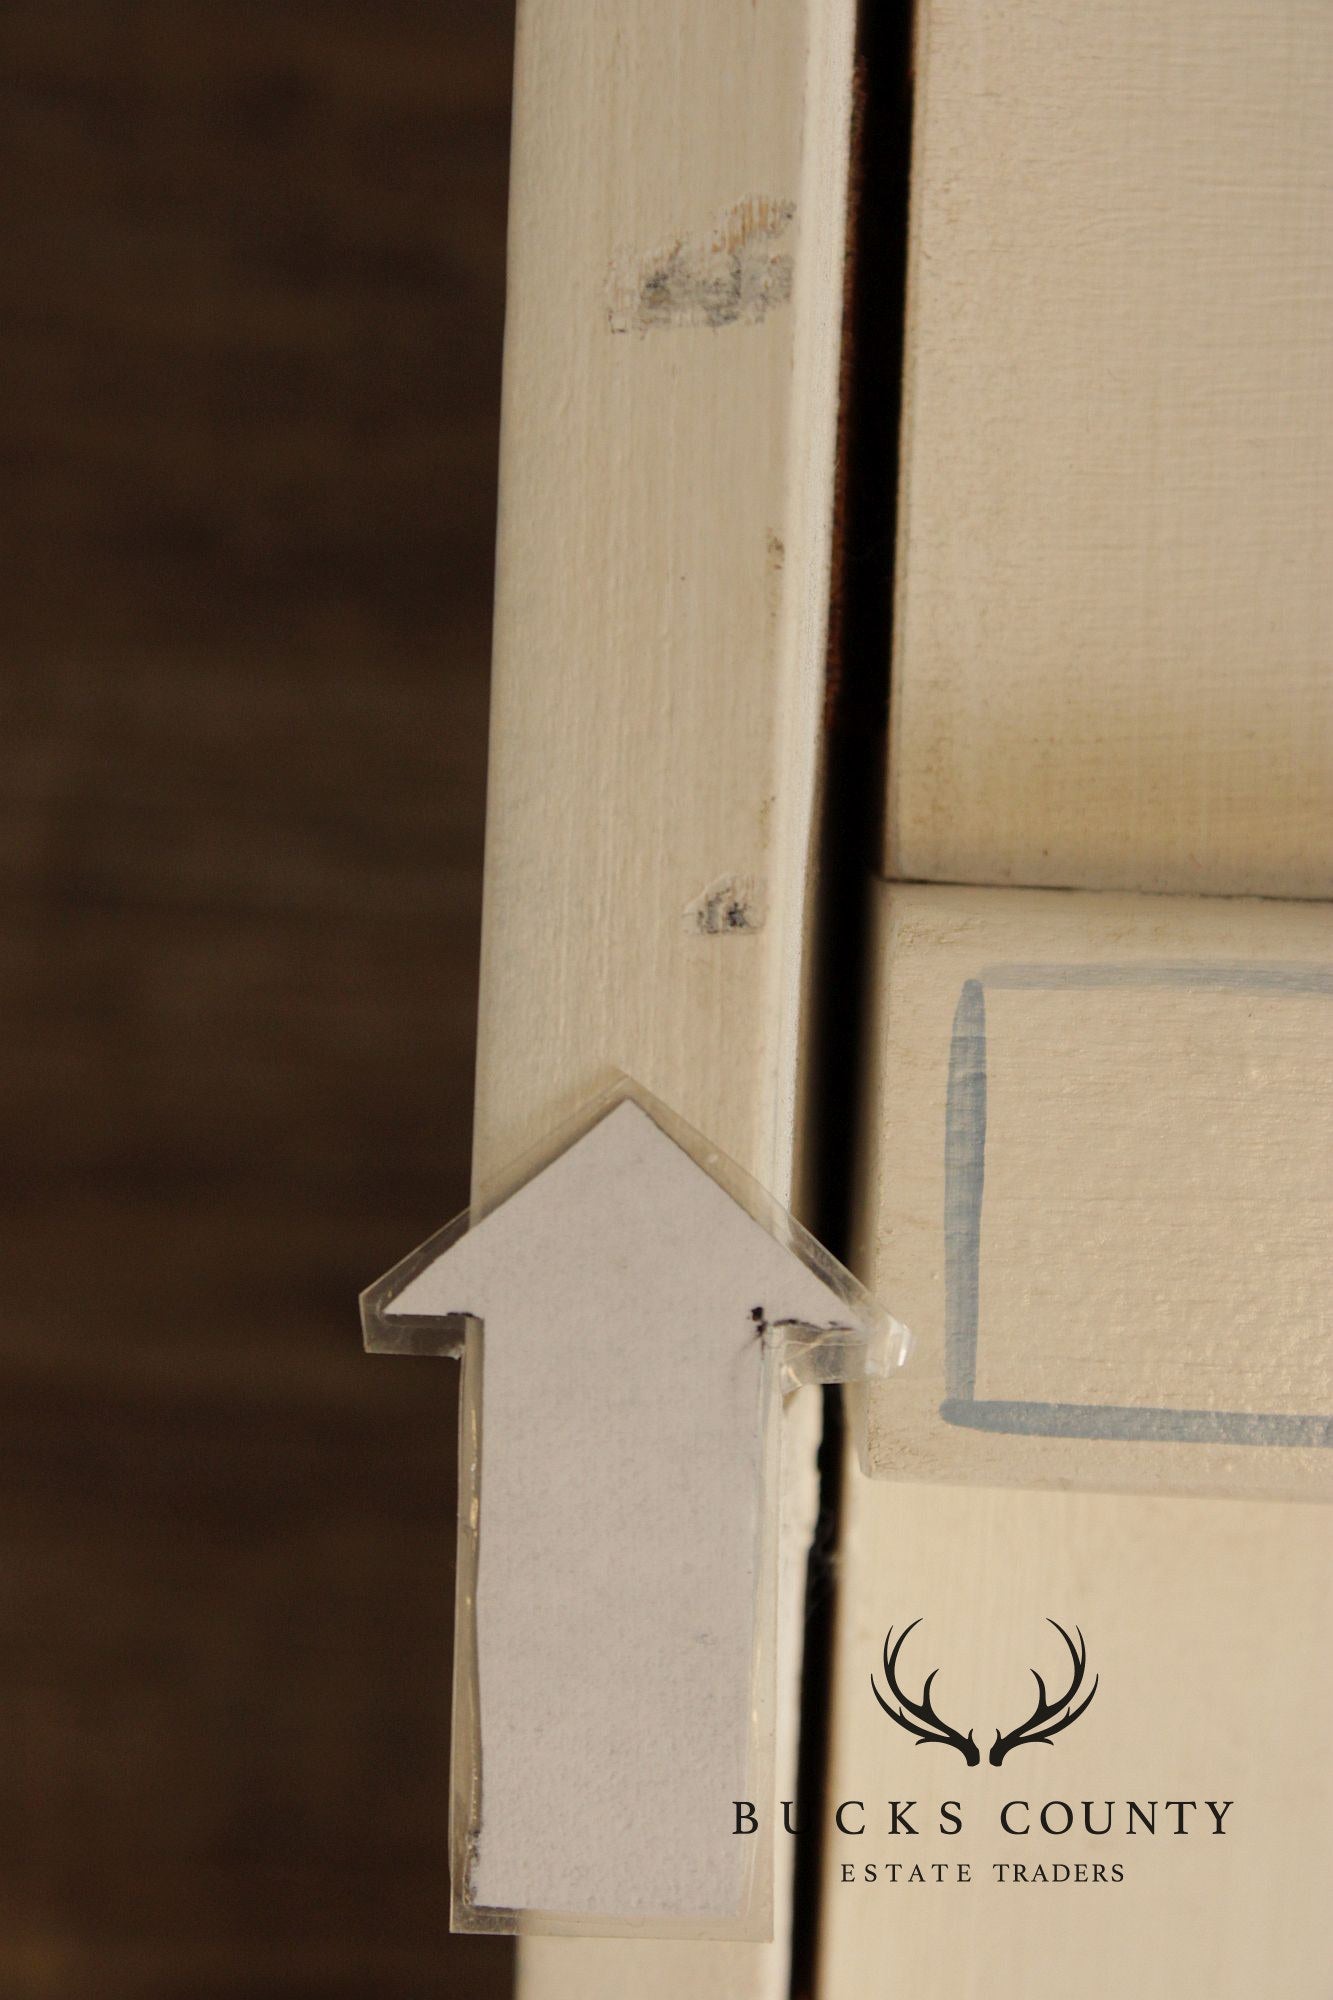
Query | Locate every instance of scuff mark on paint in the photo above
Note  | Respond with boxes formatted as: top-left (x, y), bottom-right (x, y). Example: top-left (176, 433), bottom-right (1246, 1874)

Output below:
top-left (764, 529), bottom-right (785, 642)
top-left (684, 875), bottom-right (767, 935)
top-left (608, 197), bottom-right (795, 334)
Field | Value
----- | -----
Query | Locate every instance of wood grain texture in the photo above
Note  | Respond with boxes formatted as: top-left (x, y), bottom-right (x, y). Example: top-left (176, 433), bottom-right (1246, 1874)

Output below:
top-left (0, 5), bottom-right (513, 1994)
top-left (854, 881), bottom-right (1332, 1501)
top-left (820, 881), bottom-right (1331, 1993)
top-left (468, 0), bottom-right (858, 1989)
top-left (819, 1474), bottom-right (1331, 1998)
top-left (823, 9), bottom-right (1332, 1990)
top-left (887, 0), bottom-right (1333, 897)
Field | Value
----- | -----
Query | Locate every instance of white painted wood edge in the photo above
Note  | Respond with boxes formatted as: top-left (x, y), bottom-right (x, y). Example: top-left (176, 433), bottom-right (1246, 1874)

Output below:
top-left (458, 0), bottom-right (860, 1988)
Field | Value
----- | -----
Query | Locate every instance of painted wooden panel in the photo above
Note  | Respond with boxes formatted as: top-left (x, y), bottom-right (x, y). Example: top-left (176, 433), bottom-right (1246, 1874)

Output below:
top-left (887, 0), bottom-right (1333, 897)
top-left (854, 882), bottom-right (1331, 1503)
top-left (819, 879), bottom-right (1330, 1994)
top-left (819, 1476), bottom-right (1330, 1997)
top-left (468, 0), bottom-right (859, 1989)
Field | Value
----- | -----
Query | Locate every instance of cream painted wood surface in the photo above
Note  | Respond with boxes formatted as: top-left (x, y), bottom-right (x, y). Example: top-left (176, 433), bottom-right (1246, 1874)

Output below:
top-left (469, 0), bottom-right (858, 1989)
top-left (818, 881), bottom-right (1331, 1995)
top-left (825, 4), bottom-right (1331, 1992)
top-left (887, 0), bottom-right (1333, 898)
top-left (473, 0), bottom-right (1332, 1989)
top-left (854, 882), bottom-right (1332, 1504)
top-left (819, 1476), bottom-right (1331, 1998)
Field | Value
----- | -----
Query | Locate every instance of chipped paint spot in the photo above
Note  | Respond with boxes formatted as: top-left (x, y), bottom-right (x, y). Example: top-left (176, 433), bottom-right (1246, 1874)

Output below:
top-left (684, 875), bottom-right (767, 936)
top-left (608, 197), bottom-right (795, 334)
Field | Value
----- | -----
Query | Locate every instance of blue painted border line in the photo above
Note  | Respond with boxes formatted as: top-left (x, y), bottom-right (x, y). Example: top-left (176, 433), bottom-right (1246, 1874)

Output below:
top-left (940, 1399), bottom-right (1332, 1449)
top-left (939, 959), bottom-right (1332, 1449)
top-left (943, 978), bottom-right (987, 1403)
top-left (979, 961), bottom-right (1332, 996)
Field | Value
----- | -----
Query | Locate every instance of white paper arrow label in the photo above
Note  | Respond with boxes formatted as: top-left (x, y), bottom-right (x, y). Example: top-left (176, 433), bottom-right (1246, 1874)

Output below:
top-left (362, 1087), bottom-right (906, 1939)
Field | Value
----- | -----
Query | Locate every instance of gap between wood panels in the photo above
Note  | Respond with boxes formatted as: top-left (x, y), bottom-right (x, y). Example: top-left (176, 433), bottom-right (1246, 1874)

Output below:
top-left (787, 4), bottom-right (916, 1995)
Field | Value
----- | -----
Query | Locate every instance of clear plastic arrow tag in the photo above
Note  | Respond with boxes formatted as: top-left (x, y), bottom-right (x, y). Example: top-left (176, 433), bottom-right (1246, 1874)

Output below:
top-left (361, 1076), bottom-right (909, 1942)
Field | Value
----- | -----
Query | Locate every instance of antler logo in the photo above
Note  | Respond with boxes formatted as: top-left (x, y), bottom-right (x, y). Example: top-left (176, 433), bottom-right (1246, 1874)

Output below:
top-left (871, 1621), bottom-right (980, 1766)
top-left (871, 1619), bottom-right (1098, 1767)
top-left (989, 1619), bottom-right (1098, 1766)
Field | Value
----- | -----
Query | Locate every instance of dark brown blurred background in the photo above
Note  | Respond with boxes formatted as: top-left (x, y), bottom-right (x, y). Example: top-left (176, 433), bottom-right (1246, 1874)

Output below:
top-left (1, 5), bottom-right (513, 1993)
